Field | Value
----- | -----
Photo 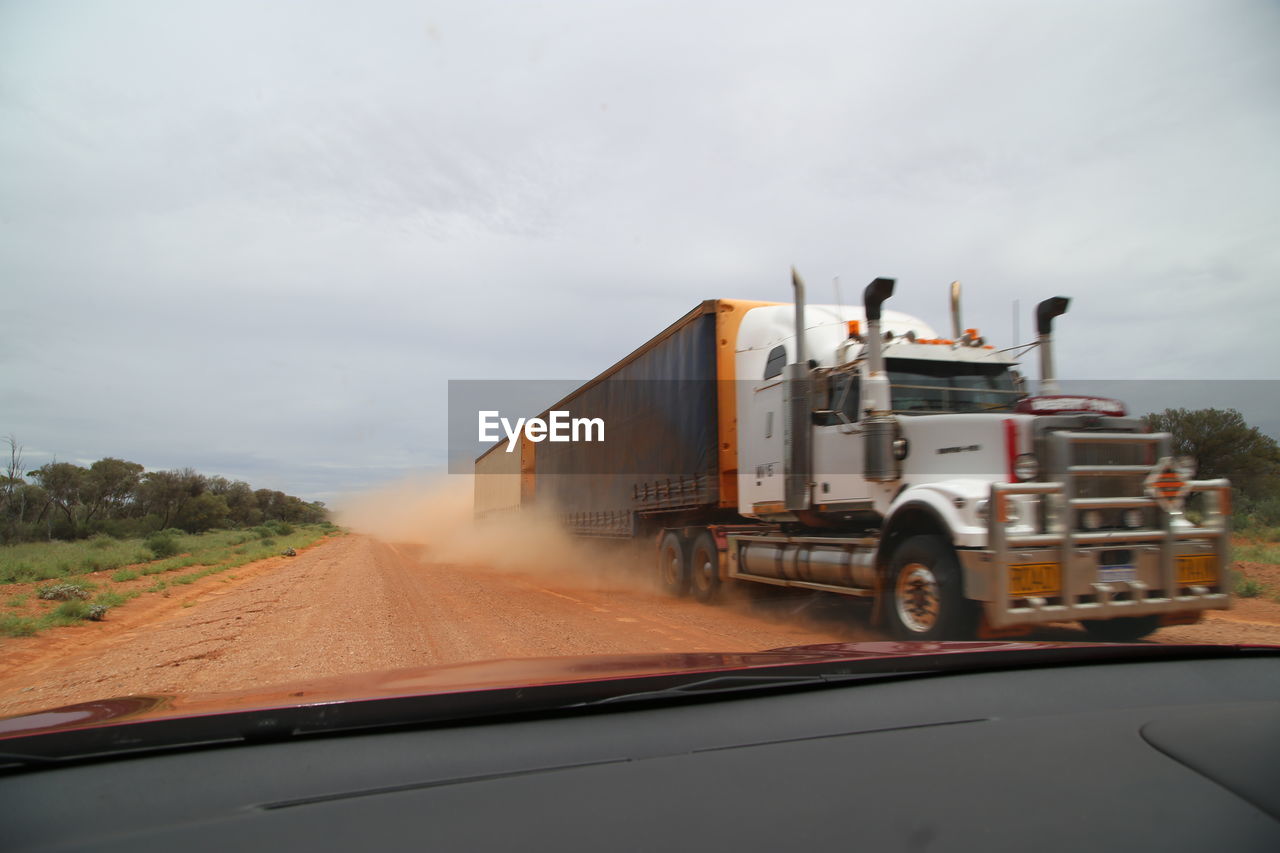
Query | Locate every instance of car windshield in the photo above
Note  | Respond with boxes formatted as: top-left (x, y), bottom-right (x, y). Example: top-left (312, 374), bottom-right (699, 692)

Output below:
top-left (1, 2), bottom-right (1276, 736)
top-left (887, 358), bottom-right (1021, 414)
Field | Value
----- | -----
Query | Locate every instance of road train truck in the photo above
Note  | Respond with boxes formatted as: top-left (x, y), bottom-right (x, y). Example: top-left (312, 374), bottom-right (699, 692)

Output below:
top-left (474, 273), bottom-right (1231, 641)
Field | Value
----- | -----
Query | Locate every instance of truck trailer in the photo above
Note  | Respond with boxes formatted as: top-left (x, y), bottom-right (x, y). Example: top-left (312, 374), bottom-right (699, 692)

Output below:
top-left (474, 273), bottom-right (1231, 641)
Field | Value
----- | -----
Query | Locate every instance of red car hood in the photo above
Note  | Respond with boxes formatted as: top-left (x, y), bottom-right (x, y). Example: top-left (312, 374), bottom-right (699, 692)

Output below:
top-left (0, 640), bottom-right (1111, 740)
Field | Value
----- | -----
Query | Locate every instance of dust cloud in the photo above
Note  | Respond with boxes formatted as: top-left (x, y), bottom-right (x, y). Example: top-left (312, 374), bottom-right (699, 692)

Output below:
top-left (333, 475), bottom-right (651, 591)
top-left (334, 475), bottom-right (881, 640)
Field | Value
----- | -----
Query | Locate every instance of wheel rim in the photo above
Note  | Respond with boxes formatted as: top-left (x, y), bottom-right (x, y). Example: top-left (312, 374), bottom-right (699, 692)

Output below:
top-left (661, 544), bottom-right (681, 587)
top-left (693, 551), bottom-right (714, 592)
top-left (895, 562), bottom-right (940, 633)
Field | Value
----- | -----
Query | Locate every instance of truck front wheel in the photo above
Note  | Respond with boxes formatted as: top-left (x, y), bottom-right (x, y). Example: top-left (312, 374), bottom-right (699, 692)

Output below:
top-left (884, 535), bottom-right (978, 641)
top-left (658, 531), bottom-right (690, 597)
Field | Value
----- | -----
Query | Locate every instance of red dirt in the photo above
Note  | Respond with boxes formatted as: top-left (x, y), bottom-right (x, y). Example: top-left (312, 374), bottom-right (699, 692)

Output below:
top-left (0, 535), bottom-right (861, 717)
top-left (2, 534), bottom-right (1278, 719)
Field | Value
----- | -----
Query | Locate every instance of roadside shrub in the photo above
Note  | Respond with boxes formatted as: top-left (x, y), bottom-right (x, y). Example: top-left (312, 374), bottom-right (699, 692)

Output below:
top-left (37, 583), bottom-right (91, 601)
top-left (146, 532), bottom-right (181, 559)
top-left (0, 562), bottom-right (37, 585)
top-left (260, 538), bottom-right (276, 547)
top-left (1238, 495), bottom-right (1280, 529)
top-left (52, 600), bottom-right (92, 620)
top-left (94, 591), bottom-right (127, 608)
top-left (1235, 577), bottom-right (1265, 598)
top-left (0, 614), bottom-right (38, 637)
top-left (86, 604), bottom-right (108, 621)
top-left (268, 521), bottom-right (295, 536)
top-left (88, 534), bottom-right (115, 550)
top-left (49, 519), bottom-right (77, 540)
top-left (252, 525), bottom-right (274, 540)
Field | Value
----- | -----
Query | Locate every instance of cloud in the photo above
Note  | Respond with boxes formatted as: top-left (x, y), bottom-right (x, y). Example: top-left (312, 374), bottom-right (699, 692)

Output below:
top-left (2, 0), bottom-right (1278, 499)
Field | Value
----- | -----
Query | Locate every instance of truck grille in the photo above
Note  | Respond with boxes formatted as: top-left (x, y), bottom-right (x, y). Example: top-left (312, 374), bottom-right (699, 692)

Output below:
top-left (1036, 423), bottom-right (1165, 533)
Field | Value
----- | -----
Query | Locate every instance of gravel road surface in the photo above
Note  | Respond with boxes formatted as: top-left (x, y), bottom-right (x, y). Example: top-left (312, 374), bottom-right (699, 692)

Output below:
top-left (2, 534), bottom-right (1276, 718)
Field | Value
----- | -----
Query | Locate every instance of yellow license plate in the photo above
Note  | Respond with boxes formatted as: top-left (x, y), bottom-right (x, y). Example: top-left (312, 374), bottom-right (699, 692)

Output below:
top-left (1177, 554), bottom-right (1217, 586)
top-left (1010, 562), bottom-right (1061, 597)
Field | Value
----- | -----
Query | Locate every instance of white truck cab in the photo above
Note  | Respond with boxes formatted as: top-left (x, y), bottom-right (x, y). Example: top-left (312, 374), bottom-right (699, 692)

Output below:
top-left (721, 275), bottom-right (1230, 641)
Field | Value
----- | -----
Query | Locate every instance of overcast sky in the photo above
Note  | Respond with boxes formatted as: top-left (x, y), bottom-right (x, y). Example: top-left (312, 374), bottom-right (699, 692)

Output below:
top-left (3, 0), bottom-right (1278, 502)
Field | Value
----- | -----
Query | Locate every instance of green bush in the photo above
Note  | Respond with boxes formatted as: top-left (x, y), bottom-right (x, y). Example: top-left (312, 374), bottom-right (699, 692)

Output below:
top-left (52, 600), bottom-right (92, 621)
top-left (1239, 494), bottom-right (1280, 527)
top-left (0, 614), bottom-right (38, 636)
top-left (146, 532), bottom-right (181, 559)
top-left (1235, 577), bottom-right (1266, 598)
top-left (268, 521), bottom-right (295, 536)
top-left (37, 583), bottom-right (91, 601)
top-left (88, 534), bottom-right (115, 550)
top-left (252, 525), bottom-right (274, 539)
top-left (94, 591), bottom-right (128, 608)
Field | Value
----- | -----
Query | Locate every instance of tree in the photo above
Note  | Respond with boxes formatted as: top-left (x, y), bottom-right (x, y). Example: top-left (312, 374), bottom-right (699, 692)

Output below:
top-left (137, 468), bottom-right (206, 529)
top-left (223, 480), bottom-right (261, 527)
top-left (30, 462), bottom-right (87, 530)
top-left (1, 434), bottom-right (24, 523)
top-left (176, 492), bottom-right (231, 533)
top-left (1142, 408), bottom-right (1280, 500)
top-left (254, 489), bottom-right (287, 521)
top-left (82, 458), bottom-right (144, 522)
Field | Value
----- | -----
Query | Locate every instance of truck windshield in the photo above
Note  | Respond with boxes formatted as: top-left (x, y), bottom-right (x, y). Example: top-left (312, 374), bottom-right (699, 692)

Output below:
top-left (887, 358), bottom-right (1019, 414)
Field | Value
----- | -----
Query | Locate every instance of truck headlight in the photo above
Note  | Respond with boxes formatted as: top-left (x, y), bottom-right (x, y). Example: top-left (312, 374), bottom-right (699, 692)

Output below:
top-left (1123, 508), bottom-right (1145, 529)
top-left (1013, 453), bottom-right (1039, 482)
top-left (977, 498), bottom-right (1022, 526)
top-left (1082, 509), bottom-right (1104, 530)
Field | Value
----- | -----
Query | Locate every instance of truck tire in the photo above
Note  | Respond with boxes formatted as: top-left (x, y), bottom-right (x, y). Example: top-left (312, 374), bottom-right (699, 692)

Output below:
top-left (658, 531), bottom-right (690, 597)
top-left (884, 535), bottom-right (978, 641)
top-left (1080, 615), bottom-right (1160, 643)
top-left (688, 530), bottom-right (721, 603)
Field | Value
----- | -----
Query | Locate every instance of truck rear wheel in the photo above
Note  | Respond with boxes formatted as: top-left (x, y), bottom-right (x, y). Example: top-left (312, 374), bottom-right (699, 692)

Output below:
top-left (884, 535), bottom-right (977, 641)
top-left (658, 531), bottom-right (690, 597)
top-left (688, 531), bottom-right (721, 603)
top-left (1080, 615), bottom-right (1160, 643)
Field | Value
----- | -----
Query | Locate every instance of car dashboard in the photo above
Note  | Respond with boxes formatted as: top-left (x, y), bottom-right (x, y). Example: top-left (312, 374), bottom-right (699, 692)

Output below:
top-left (4, 653), bottom-right (1280, 852)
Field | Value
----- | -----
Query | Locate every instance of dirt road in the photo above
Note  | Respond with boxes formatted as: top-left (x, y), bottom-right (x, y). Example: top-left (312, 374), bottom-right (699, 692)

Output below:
top-left (2, 534), bottom-right (1278, 718)
top-left (0, 535), bottom-right (861, 717)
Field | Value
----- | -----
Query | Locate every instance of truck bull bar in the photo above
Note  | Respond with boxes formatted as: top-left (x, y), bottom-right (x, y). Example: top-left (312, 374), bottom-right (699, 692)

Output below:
top-left (976, 429), bottom-right (1232, 628)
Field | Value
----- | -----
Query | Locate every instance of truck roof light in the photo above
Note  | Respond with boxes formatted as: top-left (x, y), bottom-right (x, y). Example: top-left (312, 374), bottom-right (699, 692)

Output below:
top-left (847, 320), bottom-right (861, 338)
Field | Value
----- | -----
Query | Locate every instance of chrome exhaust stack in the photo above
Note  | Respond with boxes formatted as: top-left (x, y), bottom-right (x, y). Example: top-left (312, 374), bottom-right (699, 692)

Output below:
top-left (950, 280), bottom-right (963, 341)
top-left (1035, 296), bottom-right (1070, 396)
top-left (784, 267), bottom-right (812, 511)
top-left (863, 277), bottom-right (898, 482)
